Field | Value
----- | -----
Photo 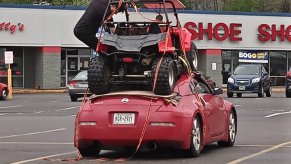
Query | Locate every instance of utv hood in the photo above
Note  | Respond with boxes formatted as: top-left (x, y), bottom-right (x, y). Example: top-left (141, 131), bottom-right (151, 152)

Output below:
top-left (100, 33), bottom-right (166, 52)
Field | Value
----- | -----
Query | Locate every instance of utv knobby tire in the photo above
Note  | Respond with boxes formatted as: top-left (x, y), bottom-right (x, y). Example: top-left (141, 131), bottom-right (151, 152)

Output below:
top-left (186, 42), bottom-right (198, 71)
top-left (152, 57), bottom-right (177, 95)
top-left (88, 57), bottom-right (111, 95)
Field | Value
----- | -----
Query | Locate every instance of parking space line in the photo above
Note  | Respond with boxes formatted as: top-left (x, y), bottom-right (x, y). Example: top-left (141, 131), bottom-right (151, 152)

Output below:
top-left (55, 106), bottom-right (79, 112)
top-left (11, 151), bottom-right (77, 164)
top-left (227, 141), bottom-right (291, 164)
top-left (0, 141), bottom-right (72, 145)
top-left (0, 105), bottom-right (22, 109)
top-left (0, 128), bottom-right (66, 139)
top-left (264, 111), bottom-right (291, 118)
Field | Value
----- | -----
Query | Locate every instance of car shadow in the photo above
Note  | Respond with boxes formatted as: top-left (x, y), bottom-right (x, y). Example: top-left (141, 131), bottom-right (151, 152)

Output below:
top-left (82, 144), bottom-right (226, 161)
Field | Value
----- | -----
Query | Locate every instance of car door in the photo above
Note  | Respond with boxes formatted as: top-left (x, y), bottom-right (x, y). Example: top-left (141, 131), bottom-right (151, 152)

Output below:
top-left (193, 77), bottom-right (226, 138)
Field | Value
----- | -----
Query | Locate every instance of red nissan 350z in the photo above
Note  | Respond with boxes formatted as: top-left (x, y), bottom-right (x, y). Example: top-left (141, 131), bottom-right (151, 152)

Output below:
top-left (74, 72), bottom-right (237, 158)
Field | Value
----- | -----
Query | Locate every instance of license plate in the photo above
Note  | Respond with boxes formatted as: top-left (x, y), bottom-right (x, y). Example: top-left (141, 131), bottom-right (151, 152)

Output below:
top-left (239, 86), bottom-right (245, 90)
top-left (113, 113), bottom-right (135, 125)
top-left (77, 84), bottom-right (88, 88)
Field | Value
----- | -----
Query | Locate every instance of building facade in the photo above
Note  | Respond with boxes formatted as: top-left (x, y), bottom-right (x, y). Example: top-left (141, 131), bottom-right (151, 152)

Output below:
top-left (0, 5), bottom-right (291, 89)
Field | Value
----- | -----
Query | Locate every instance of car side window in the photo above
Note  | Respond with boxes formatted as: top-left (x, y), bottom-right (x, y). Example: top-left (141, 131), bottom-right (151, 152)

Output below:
top-left (190, 78), bottom-right (211, 94)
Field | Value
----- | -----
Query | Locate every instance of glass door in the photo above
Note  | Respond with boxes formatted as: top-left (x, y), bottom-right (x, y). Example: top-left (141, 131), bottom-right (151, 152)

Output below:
top-left (67, 57), bottom-right (78, 82)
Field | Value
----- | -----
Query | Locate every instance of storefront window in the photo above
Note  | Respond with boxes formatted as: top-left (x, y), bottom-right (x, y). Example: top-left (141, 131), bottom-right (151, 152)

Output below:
top-left (0, 47), bottom-right (24, 88)
top-left (270, 51), bottom-right (286, 86)
top-left (288, 51), bottom-right (291, 71)
top-left (60, 48), bottom-right (66, 87)
top-left (221, 51), bottom-right (232, 84)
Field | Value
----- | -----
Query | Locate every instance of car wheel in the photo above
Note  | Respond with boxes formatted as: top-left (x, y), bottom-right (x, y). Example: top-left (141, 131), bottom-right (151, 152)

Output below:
top-left (266, 86), bottom-right (272, 97)
top-left (88, 56), bottom-right (112, 95)
top-left (1, 89), bottom-right (8, 100)
top-left (78, 146), bottom-right (101, 157)
top-left (186, 115), bottom-right (202, 157)
top-left (236, 93), bottom-right (242, 98)
top-left (152, 57), bottom-right (177, 95)
top-left (258, 86), bottom-right (264, 97)
top-left (218, 110), bottom-right (237, 147)
top-left (286, 90), bottom-right (291, 98)
top-left (227, 92), bottom-right (233, 98)
top-left (70, 96), bottom-right (78, 102)
top-left (186, 42), bottom-right (198, 71)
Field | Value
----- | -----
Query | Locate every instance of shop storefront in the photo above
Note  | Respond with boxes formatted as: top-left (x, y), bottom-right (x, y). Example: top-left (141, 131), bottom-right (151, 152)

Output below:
top-left (1, 5), bottom-right (291, 89)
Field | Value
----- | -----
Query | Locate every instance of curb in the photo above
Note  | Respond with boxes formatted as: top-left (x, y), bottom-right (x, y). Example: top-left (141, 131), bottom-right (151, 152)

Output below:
top-left (12, 89), bottom-right (68, 94)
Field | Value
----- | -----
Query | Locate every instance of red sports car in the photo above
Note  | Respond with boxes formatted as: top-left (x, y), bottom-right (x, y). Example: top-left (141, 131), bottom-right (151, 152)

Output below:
top-left (74, 73), bottom-right (237, 157)
top-left (0, 82), bottom-right (8, 100)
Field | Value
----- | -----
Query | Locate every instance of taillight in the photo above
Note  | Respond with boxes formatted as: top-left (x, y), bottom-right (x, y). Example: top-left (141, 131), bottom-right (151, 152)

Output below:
top-left (287, 72), bottom-right (291, 78)
top-left (68, 80), bottom-right (78, 86)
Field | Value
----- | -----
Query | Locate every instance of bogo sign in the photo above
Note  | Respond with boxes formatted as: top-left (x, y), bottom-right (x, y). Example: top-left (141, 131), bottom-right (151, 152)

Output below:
top-left (4, 51), bottom-right (13, 64)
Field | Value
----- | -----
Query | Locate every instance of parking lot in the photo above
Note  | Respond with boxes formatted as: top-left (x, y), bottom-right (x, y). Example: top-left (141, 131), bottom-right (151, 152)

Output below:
top-left (0, 92), bottom-right (291, 164)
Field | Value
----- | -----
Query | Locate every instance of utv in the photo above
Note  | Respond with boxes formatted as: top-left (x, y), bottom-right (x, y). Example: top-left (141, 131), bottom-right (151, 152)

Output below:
top-left (88, 0), bottom-right (198, 95)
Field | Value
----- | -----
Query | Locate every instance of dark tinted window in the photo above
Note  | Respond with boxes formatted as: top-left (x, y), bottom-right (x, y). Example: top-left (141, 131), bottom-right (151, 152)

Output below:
top-left (234, 65), bottom-right (260, 75)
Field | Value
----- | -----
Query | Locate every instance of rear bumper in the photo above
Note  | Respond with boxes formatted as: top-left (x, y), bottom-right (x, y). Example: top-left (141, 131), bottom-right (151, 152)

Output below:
top-left (75, 110), bottom-right (191, 150)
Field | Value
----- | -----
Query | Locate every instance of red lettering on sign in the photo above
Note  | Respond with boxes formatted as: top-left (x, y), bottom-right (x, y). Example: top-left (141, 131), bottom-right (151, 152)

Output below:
top-left (0, 21), bottom-right (24, 34)
top-left (258, 24), bottom-right (291, 42)
top-left (184, 22), bottom-right (242, 41)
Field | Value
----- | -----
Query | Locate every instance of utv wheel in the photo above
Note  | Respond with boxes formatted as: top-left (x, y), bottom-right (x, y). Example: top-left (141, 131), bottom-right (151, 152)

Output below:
top-left (186, 115), bottom-right (202, 157)
top-left (258, 86), bottom-right (264, 97)
top-left (227, 92), bottom-right (233, 98)
top-left (266, 86), bottom-right (272, 97)
top-left (1, 89), bottom-right (7, 100)
top-left (78, 146), bottom-right (101, 157)
top-left (152, 57), bottom-right (177, 95)
top-left (186, 42), bottom-right (198, 71)
top-left (218, 110), bottom-right (237, 147)
top-left (88, 56), bottom-right (112, 95)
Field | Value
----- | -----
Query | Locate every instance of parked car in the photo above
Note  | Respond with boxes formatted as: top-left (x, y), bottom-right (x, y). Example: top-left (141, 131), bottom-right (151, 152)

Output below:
top-left (0, 82), bottom-right (8, 100)
top-left (227, 64), bottom-right (271, 98)
top-left (74, 72), bottom-right (237, 157)
top-left (286, 66), bottom-right (291, 98)
top-left (67, 70), bottom-right (90, 102)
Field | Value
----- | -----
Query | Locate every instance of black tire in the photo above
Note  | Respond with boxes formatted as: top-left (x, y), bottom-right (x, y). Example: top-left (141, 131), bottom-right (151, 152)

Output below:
top-left (78, 146), bottom-right (101, 157)
top-left (286, 90), bottom-right (291, 98)
top-left (88, 56), bottom-right (112, 95)
top-left (258, 86), bottom-right (264, 97)
top-left (186, 42), bottom-right (198, 71)
top-left (151, 57), bottom-right (177, 95)
top-left (266, 86), bottom-right (272, 97)
top-left (70, 95), bottom-right (78, 102)
top-left (227, 92), bottom-right (233, 98)
top-left (0, 89), bottom-right (7, 100)
top-left (186, 115), bottom-right (202, 157)
top-left (218, 110), bottom-right (237, 147)
top-left (236, 93), bottom-right (242, 98)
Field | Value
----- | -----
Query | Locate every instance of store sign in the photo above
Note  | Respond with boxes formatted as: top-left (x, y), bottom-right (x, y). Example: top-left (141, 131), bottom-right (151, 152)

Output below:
top-left (184, 22), bottom-right (242, 41)
top-left (238, 51), bottom-right (268, 63)
top-left (0, 22), bottom-right (25, 34)
top-left (4, 51), bottom-right (13, 64)
top-left (257, 24), bottom-right (291, 42)
top-left (184, 22), bottom-right (291, 43)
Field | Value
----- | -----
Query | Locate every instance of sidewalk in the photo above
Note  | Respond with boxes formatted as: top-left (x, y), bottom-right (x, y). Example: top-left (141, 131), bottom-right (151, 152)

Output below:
top-left (11, 87), bottom-right (285, 94)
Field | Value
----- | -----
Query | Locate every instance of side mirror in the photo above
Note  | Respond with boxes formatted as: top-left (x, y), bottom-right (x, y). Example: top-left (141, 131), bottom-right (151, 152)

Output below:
top-left (213, 87), bottom-right (223, 95)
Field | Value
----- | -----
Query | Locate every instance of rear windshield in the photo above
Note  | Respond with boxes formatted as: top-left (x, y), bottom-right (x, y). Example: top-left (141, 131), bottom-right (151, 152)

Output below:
top-left (73, 71), bottom-right (87, 80)
top-left (234, 65), bottom-right (260, 75)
